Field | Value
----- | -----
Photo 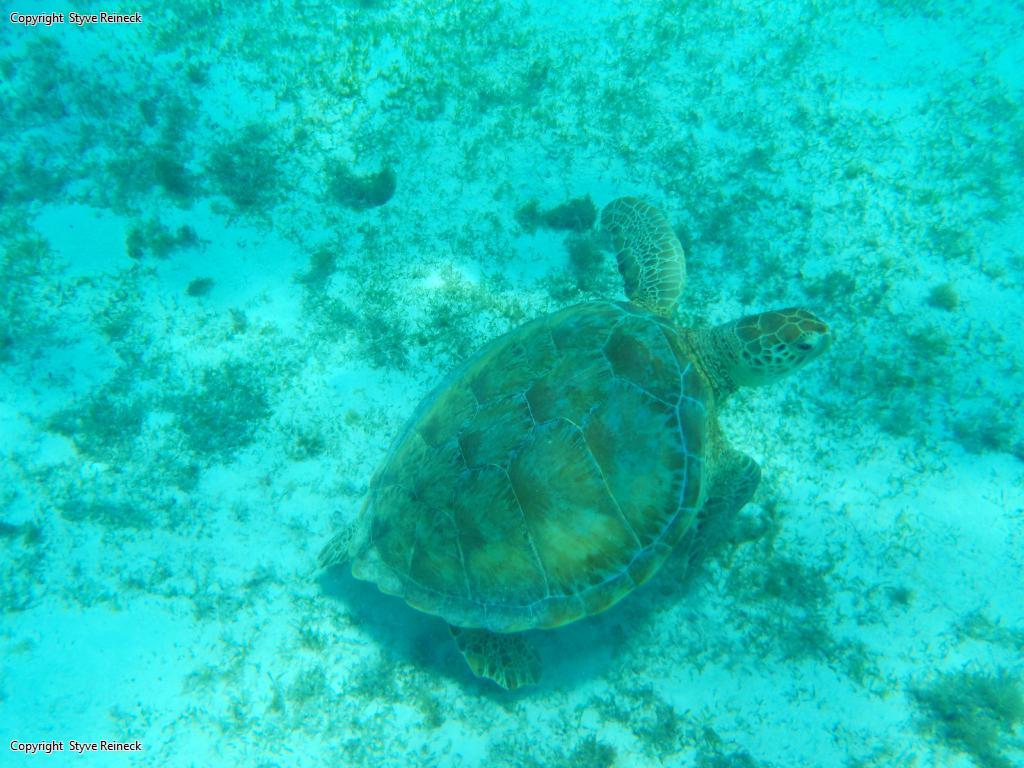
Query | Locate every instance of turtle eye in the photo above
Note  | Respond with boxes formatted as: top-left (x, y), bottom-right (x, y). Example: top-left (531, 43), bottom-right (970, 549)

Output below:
top-left (796, 342), bottom-right (813, 351)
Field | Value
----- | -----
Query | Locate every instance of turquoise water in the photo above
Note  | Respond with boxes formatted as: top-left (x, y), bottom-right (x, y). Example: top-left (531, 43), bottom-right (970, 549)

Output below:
top-left (2, 1), bottom-right (1023, 765)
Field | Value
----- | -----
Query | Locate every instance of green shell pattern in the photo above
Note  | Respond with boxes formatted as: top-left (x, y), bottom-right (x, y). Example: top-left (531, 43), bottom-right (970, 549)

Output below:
top-left (349, 299), bottom-right (710, 633)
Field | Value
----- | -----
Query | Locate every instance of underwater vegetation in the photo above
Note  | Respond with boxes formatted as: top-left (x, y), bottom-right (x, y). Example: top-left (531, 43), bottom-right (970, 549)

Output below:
top-left (926, 282), bottom-right (960, 311)
top-left (59, 496), bottom-right (154, 531)
top-left (48, 382), bottom-right (149, 460)
top-left (0, 1), bottom-right (1020, 766)
top-left (567, 736), bottom-right (616, 768)
top-left (0, 515), bottom-right (44, 614)
top-left (105, 91), bottom-right (200, 211)
top-left (803, 269), bottom-right (858, 307)
top-left (1, 147), bottom-right (69, 207)
top-left (569, 684), bottom-right (768, 766)
top-left (295, 231), bottom-right (528, 373)
top-left (706, 499), bottom-right (881, 687)
top-left (125, 218), bottom-right (200, 260)
top-left (564, 233), bottom-right (607, 293)
top-left (186, 277), bottom-right (215, 297)
top-left (176, 361), bottom-right (271, 457)
top-left (295, 246), bottom-right (338, 289)
top-left (207, 124), bottom-right (280, 211)
top-left (958, 611), bottom-right (1024, 655)
top-left (952, 411), bottom-right (1020, 456)
top-left (326, 162), bottom-right (396, 210)
top-left (282, 423), bottom-right (327, 462)
top-left (0, 234), bottom-right (63, 358)
top-left (150, 149), bottom-right (196, 202)
top-left (516, 195), bottom-right (598, 233)
top-left (911, 669), bottom-right (1024, 768)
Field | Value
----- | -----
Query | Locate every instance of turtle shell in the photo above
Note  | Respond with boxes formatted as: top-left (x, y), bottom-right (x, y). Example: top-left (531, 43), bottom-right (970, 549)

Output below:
top-left (350, 300), bottom-right (710, 632)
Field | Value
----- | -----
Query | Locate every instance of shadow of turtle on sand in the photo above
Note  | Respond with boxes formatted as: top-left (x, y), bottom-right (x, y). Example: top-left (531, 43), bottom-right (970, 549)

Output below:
top-left (317, 540), bottom-right (718, 695)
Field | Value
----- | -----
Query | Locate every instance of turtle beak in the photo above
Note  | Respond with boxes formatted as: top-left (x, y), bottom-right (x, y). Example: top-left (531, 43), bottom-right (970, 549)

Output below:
top-left (793, 310), bottom-right (831, 357)
top-left (819, 325), bottom-right (833, 352)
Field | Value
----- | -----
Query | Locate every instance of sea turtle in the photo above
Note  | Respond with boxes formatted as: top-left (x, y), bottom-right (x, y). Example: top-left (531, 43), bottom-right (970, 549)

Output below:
top-left (318, 197), bottom-right (831, 690)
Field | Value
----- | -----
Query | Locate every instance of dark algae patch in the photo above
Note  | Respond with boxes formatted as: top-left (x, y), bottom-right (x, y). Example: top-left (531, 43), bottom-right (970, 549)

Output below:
top-left (48, 383), bottom-right (150, 461)
top-left (125, 219), bottom-right (199, 260)
top-left (59, 497), bottom-right (153, 530)
top-left (926, 282), bottom-right (960, 311)
top-left (565, 233), bottom-right (605, 292)
top-left (326, 163), bottom-right (396, 210)
top-left (911, 669), bottom-right (1024, 768)
top-left (207, 124), bottom-right (280, 211)
top-left (516, 195), bottom-right (597, 233)
top-left (176, 361), bottom-right (271, 457)
top-left (295, 246), bottom-right (337, 288)
top-left (186, 277), bottom-right (214, 297)
top-left (567, 736), bottom-right (616, 768)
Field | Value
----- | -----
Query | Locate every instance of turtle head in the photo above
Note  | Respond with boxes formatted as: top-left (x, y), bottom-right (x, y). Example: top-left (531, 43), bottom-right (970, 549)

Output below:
top-left (703, 308), bottom-right (831, 393)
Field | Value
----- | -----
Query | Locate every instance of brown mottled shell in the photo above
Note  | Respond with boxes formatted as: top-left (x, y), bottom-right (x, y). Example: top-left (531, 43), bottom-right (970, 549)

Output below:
top-left (350, 301), bottom-right (709, 632)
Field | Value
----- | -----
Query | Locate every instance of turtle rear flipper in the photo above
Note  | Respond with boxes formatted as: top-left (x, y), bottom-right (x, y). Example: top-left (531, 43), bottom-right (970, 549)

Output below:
top-left (449, 626), bottom-right (540, 691)
top-left (317, 522), bottom-right (358, 569)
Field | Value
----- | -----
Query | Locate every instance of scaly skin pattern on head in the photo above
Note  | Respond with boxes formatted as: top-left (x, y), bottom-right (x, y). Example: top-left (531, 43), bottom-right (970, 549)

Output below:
top-left (688, 308), bottom-right (832, 400)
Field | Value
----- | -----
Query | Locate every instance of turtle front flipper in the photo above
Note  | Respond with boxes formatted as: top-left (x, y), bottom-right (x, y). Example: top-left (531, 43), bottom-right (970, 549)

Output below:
top-left (449, 626), bottom-right (540, 690)
top-left (682, 449), bottom-right (761, 569)
top-left (706, 447), bottom-right (761, 521)
top-left (601, 197), bottom-right (686, 318)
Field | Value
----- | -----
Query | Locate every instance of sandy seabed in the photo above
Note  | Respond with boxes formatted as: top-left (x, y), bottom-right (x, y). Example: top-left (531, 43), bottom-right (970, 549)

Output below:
top-left (1, 1), bottom-right (1022, 766)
